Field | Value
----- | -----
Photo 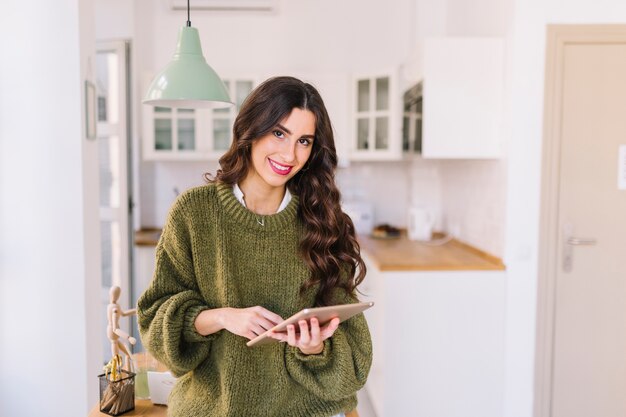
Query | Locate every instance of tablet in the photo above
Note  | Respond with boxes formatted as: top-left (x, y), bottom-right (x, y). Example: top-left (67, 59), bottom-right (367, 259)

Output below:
top-left (246, 301), bottom-right (374, 347)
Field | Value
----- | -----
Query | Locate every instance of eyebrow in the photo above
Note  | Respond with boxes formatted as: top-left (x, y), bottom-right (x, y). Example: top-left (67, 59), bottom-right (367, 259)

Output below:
top-left (276, 123), bottom-right (315, 140)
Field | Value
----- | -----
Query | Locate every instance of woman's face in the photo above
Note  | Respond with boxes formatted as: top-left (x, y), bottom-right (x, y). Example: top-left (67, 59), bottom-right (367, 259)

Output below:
top-left (247, 107), bottom-right (316, 190)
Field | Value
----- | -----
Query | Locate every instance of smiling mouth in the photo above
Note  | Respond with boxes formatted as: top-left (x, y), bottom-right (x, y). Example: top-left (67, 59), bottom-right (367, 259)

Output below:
top-left (268, 158), bottom-right (293, 175)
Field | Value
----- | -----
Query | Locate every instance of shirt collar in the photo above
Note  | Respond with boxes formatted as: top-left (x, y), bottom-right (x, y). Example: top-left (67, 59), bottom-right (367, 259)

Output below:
top-left (233, 183), bottom-right (292, 214)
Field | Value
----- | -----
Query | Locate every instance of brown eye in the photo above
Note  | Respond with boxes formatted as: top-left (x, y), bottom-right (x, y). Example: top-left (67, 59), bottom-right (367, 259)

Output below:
top-left (273, 130), bottom-right (285, 139)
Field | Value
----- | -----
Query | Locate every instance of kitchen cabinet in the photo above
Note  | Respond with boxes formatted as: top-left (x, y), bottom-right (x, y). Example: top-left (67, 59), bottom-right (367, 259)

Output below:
top-left (359, 249), bottom-right (505, 417)
top-left (141, 74), bottom-right (256, 161)
top-left (349, 70), bottom-right (402, 161)
top-left (402, 81), bottom-right (423, 157)
top-left (421, 38), bottom-right (504, 159)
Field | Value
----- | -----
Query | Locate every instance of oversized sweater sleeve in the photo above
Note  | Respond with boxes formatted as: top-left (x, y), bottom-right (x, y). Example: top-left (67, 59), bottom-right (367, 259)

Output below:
top-left (283, 292), bottom-right (373, 401)
top-left (137, 195), bottom-right (216, 377)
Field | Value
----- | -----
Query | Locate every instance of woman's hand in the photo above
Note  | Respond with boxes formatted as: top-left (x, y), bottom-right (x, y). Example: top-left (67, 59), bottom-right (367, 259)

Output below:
top-left (268, 317), bottom-right (340, 355)
top-left (220, 306), bottom-right (284, 340)
top-left (195, 306), bottom-right (283, 339)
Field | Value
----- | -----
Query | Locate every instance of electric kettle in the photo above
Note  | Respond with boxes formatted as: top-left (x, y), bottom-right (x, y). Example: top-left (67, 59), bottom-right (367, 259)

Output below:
top-left (408, 207), bottom-right (434, 241)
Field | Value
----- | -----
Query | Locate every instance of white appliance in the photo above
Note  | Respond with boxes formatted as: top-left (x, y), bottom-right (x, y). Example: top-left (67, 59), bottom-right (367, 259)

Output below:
top-left (342, 201), bottom-right (374, 235)
top-left (408, 206), bottom-right (434, 241)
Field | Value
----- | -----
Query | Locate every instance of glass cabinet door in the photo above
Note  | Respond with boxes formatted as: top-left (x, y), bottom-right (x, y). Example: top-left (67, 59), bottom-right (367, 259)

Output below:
top-left (152, 107), bottom-right (196, 152)
top-left (374, 77), bottom-right (389, 150)
top-left (154, 107), bottom-right (173, 150)
top-left (354, 75), bottom-right (392, 155)
top-left (176, 109), bottom-right (195, 151)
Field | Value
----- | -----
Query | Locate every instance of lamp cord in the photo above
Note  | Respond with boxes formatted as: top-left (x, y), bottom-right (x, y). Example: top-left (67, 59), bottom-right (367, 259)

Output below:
top-left (186, 0), bottom-right (191, 27)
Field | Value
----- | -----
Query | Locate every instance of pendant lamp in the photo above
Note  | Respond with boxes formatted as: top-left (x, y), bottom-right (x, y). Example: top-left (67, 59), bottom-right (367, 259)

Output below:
top-left (143, 0), bottom-right (232, 109)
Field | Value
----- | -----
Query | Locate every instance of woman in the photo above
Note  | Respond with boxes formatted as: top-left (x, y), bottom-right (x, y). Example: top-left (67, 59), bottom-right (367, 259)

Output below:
top-left (137, 76), bottom-right (372, 417)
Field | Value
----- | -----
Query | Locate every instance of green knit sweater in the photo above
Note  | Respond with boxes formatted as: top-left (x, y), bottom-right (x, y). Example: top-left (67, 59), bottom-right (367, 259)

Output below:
top-left (137, 182), bottom-right (372, 417)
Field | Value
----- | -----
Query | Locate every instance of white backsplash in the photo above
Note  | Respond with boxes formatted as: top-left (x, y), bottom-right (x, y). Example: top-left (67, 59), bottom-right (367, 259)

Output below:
top-left (140, 160), bottom-right (412, 229)
top-left (139, 158), bottom-right (506, 259)
top-left (140, 161), bottom-right (220, 227)
top-left (438, 159), bottom-right (507, 258)
top-left (407, 158), bottom-right (445, 231)
top-left (337, 161), bottom-right (411, 228)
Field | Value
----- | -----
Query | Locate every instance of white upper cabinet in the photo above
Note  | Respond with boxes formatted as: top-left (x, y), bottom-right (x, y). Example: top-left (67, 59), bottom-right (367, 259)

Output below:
top-left (141, 74), bottom-right (257, 161)
top-left (422, 38), bottom-right (505, 159)
top-left (349, 70), bottom-right (402, 161)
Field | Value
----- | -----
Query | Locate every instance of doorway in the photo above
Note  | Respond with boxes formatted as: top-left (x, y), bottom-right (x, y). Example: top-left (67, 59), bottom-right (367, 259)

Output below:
top-left (96, 40), bottom-right (135, 365)
top-left (536, 25), bottom-right (626, 417)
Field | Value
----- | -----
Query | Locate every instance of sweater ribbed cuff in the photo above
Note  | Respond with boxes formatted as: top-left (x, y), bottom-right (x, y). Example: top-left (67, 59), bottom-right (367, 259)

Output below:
top-left (183, 305), bottom-right (220, 343)
top-left (290, 338), bottom-right (332, 367)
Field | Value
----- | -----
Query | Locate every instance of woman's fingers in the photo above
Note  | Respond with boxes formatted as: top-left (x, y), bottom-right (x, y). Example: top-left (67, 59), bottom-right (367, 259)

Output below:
top-left (256, 316), bottom-right (278, 332)
top-left (319, 317), bottom-right (340, 339)
top-left (309, 317), bottom-right (321, 345)
top-left (257, 307), bottom-right (284, 326)
top-left (254, 315), bottom-right (339, 349)
top-left (298, 320), bottom-right (310, 345)
top-left (250, 323), bottom-right (267, 337)
top-left (287, 324), bottom-right (297, 346)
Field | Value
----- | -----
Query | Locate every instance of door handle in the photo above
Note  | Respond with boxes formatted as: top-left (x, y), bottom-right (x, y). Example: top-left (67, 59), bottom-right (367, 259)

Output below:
top-left (566, 237), bottom-right (597, 246)
top-left (562, 223), bottom-right (597, 273)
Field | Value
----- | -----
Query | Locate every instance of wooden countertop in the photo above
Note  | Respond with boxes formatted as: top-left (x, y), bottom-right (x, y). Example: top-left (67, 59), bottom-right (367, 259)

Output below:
top-left (89, 400), bottom-right (359, 417)
top-left (135, 229), bottom-right (505, 271)
top-left (357, 231), bottom-right (505, 271)
top-left (89, 399), bottom-right (167, 417)
top-left (135, 228), bottom-right (162, 246)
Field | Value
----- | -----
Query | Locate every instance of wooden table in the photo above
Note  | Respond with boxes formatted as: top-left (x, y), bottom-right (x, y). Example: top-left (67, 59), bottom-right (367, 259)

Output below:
top-left (88, 399), bottom-right (167, 417)
top-left (89, 400), bottom-right (358, 417)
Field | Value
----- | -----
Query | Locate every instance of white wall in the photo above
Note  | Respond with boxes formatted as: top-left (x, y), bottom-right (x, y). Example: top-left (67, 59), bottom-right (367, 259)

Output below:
top-left (139, 0), bottom-right (412, 75)
top-left (0, 0), bottom-right (100, 415)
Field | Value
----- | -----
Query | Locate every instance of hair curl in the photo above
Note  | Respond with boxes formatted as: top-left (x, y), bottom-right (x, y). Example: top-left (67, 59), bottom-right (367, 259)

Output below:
top-left (204, 76), bottom-right (366, 306)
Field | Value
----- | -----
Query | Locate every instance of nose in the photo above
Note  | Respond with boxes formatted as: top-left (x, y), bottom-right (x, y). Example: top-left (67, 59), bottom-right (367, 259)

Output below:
top-left (278, 140), bottom-right (296, 163)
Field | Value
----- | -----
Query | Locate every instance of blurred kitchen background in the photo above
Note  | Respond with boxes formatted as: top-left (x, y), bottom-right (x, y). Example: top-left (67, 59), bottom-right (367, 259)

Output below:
top-left (3, 0), bottom-right (626, 416)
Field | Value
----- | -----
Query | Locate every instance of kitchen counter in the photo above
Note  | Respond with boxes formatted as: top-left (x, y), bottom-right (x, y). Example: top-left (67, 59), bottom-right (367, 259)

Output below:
top-left (135, 229), bottom-right (505, 271)
top-left (135, 228), bottom-right (162, 246)
top-left (357, 231), bottom-right (505, 271)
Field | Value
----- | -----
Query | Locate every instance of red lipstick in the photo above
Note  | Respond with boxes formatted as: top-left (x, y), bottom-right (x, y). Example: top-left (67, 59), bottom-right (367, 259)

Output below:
top-left (268, 158), bottom-right (293, 176)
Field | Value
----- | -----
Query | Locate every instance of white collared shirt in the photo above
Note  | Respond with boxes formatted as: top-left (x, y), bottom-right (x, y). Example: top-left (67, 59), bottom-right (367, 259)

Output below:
top-left (233, 183), bottom-right (292, 213)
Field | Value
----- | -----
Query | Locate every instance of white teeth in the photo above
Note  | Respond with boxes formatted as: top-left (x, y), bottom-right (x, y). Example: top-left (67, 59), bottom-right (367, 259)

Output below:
top-left (270, 160), bottom-right (289, 171)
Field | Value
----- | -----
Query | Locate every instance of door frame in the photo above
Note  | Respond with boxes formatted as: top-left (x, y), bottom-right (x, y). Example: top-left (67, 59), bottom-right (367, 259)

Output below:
top-left (96, 39), bottom-right (135, 353)
top-left (535, 24), bottom-right (626, 417)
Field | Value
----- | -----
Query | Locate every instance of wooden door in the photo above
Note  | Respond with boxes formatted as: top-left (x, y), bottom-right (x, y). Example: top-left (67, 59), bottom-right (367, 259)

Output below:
top-left (540, 26), bottom-right (626, 417)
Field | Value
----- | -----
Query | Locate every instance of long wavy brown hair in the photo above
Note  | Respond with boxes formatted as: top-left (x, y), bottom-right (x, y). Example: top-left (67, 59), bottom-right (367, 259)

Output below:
top-left (205, 76), bottom-right (366, 306)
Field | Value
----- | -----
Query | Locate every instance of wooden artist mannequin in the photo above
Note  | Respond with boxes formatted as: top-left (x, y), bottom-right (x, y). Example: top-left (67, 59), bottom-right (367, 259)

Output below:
top-left (107, 285), bottom-right (137, 371)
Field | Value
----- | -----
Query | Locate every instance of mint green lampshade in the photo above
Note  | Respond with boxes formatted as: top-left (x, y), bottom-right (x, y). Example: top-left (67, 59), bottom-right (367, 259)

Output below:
top-left (143, 26), bottom-right (233, 109)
